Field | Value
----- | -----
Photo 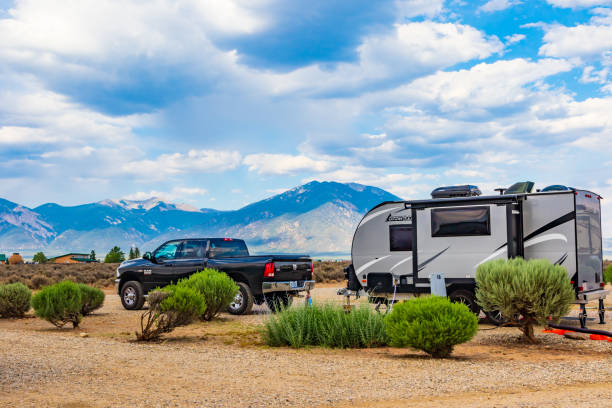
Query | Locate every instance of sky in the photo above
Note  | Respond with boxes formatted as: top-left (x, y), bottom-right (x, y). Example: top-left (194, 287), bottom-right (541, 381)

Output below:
top-left (1, 0), bottom-right (612, 232)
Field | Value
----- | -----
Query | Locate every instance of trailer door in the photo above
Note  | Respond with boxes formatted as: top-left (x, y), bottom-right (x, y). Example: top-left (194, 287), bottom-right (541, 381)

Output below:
top-left (576, 191), bottom-right (603, 285)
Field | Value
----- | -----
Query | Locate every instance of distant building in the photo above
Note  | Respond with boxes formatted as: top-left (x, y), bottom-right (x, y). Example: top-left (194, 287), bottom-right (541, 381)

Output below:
top-left (48, 253), bottom-right (97, 264)
top-left (8, 253), bottom-right (24, 265)
top-left (0, 254), bottom-right (6, 264)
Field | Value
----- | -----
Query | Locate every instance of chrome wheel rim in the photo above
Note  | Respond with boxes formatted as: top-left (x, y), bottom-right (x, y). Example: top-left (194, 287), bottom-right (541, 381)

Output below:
top-left (229, 291), bottom-right (243, 311)
top-left (123, 287), bottom-right (136, 306)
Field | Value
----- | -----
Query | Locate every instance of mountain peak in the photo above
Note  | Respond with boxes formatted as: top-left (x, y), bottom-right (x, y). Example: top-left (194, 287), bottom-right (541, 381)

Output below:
top-left (99, 197), bottom-right (201, 213)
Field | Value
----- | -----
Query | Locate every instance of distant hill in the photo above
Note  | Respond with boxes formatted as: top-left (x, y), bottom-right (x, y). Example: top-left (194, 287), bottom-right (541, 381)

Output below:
top-left (0, 181), bottom-right (401, 257)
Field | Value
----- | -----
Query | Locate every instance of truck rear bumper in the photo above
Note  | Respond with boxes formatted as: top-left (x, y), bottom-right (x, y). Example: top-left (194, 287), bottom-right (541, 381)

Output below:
top-left (575, 289), bottom-right (609, 304)
top-left (262, 280), bottom-right (315, 293)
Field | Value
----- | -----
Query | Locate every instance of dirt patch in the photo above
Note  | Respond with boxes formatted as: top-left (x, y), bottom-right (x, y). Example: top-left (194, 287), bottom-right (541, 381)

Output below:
top-left (1, 285), bottom-right (611, 407)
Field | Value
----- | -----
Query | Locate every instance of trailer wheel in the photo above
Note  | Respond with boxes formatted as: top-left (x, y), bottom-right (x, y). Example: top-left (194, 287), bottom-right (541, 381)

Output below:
top-left (448, 289), bottom-right (481, 315)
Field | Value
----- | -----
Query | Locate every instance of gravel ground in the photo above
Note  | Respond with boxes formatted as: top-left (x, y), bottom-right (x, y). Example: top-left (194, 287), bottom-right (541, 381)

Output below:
top-left (1, 286), bottom-right (611, 407)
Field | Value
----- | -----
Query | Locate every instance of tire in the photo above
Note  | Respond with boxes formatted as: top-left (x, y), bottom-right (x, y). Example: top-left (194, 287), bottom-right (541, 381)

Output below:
top-left (265, 292), bottom-right (293, 313)
top-left (120, 280), bottom-right (145, 310)
top-left (448, 289), bottom-right (481, 315)
top-left (227, 282), bottom-right (254, 315)
top-left (484, 310), bottom-right (507, 326)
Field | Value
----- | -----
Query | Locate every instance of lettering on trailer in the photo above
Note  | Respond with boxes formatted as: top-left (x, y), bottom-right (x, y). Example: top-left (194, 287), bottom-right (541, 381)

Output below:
top-left (386, 214), bottom-right (412, 222)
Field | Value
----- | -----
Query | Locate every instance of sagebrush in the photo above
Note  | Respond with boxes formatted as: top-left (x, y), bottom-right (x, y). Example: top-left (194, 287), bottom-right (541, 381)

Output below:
top-left (78, 283), bottom-right (105, 315)
top-left (179, 269), bottom-right (238, 320)
top-left (385, 296), bottom-right (478, 358)
top-left (604, 263), bottom-right (612, 285)
top-left (263, 304), bottom-right (387, 348)
top-left (476, 257), bottom-right (574, 343)
top-left (136, 285), bottom-right (206, 341)
top-left (0, 282), bottom-right (32, 318)
top-left (31, 280), bottom-right (82, 328)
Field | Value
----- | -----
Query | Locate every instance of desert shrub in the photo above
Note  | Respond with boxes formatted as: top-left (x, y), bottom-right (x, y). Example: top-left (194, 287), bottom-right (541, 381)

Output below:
top-left (476, 258), bottom-right (574, 344)
top-left (263, 304), bottom-right (387, 348)
top-left (385, 296), bottom-right (478, 358)
top-left (604, 263), bottom-right (612, 285)
top-left (312, 261), bottom-right (349, 283)
top-left (31, 280), bottom-right (82, 328)
top-left (30, 274), bottom-right (51, 289)
top-left (135, 285), bottom-right (206, 341)
top-left (0, 282), bottom-right (32, 318)
top-left (78, 283), bottom-right (105, 315)
top-left (178, 269), bottom-right (238, 320)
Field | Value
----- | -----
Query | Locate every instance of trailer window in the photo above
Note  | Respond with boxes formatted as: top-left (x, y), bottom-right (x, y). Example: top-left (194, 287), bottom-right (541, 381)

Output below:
top-left (390, 225), bottom-right (413, 251)
top-left (431, 206), bottom-right (490, 237)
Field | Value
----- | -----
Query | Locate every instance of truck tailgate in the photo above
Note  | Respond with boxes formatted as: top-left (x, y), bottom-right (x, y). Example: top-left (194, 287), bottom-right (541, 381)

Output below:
top-left (272, 260), bottom-right (312, 281)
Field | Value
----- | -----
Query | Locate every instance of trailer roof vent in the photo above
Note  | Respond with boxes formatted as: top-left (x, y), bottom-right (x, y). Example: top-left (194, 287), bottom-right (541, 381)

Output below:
top-left (431, 185), bottom-right (481, 199)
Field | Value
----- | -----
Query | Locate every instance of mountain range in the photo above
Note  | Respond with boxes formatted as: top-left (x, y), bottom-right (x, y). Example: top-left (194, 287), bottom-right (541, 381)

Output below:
top-left (0, 181), bottom-right (401, 258)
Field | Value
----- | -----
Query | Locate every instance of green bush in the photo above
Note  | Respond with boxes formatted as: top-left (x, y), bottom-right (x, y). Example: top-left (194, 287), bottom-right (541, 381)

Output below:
top-left (385, 296), bottom-right (478, 358)
top-left (31, 280), bottom-right (82, 328)
top-left (178, 269), bottom-right (238, 320)
top-left (262, 304), bottom-right (387, 348)
top-left (0, 282), bottom-right (32, 318)
top-left (135, 285), bottom-right (206, 341)
top-left (604, 264), bottom-right (612, 285)
top-left (476, 258), bottom-right (574, 343)
top-left (78, 283), bottom-right (105, 316)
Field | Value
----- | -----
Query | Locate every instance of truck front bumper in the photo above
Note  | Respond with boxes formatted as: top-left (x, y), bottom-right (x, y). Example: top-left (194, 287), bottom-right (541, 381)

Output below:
top-left (114, 279), bottom-right (121, 295)
top-left (262, 280), bottom-right (315, 294)
top-left (575, 289), bottom-right (609, 304)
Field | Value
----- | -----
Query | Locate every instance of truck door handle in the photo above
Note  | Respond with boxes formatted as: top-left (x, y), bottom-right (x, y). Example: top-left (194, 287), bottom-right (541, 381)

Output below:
top-left (164, 263), bottom-right (174, 267)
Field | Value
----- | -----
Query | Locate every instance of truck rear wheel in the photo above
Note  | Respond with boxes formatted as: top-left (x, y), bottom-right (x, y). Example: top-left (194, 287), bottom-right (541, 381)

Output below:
top-left (120, 281), bottom-right (145, 310)
top-left (265, 292), bottom-right (293, 313)
top-left (448, 289), bottom-right (481, 315)
top-left (227, 282), bottom-right (254, 315)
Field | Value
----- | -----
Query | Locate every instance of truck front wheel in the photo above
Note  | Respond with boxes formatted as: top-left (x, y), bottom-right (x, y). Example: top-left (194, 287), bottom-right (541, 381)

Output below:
top-left (120, 280), bottom-right (145, 310)
top-left (265, 292), bottom-right (293, 313)
top-left (227, 282), bottom-right (254, 315)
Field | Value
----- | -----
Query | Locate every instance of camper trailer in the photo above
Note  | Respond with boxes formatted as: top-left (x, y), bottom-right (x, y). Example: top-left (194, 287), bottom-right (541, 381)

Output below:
top-left (344, 182), bottom-right (608, 327)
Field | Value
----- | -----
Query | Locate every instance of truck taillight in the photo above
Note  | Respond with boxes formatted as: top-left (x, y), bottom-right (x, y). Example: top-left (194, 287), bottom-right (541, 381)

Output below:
top-left (264, 262), bottom-right (275, 278)
top-left (223, 238), bottom-right (233, 241)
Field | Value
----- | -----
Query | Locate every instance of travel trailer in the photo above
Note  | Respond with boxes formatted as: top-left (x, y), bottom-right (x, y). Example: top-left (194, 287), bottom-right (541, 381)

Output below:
top-left (344, 182), bottom-right (608, 327)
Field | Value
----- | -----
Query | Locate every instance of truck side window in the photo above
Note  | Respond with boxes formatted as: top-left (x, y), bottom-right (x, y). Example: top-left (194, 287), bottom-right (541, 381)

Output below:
top-left (175, 240), bottom-right (204, 259)
top-left (208, 240), bottom-right (249, 258)
top-left (154, 241), bottom-right (180, 261)
top-left (431, 206), bottom-right (490, 237)
top-left (390, 225), bottom-right (413, 251)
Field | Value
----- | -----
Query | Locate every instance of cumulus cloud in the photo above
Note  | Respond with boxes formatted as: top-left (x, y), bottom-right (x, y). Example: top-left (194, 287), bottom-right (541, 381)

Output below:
top-left (538, 8), bottom-right (612, 59)
top-left (122, 150), bottom-right (242, 177)
top-left (479, 0), bottom-right (522, 13)
top-left (546, 0), bottom-right (612, 8)
top-left (504, 33), bottom-right (526, 45)
top-left (243, 154), bottom-right (333, 175)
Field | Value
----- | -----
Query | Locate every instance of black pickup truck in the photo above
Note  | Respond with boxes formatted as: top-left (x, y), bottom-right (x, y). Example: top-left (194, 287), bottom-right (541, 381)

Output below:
top-left (115, 238), bottom-right (315, 314)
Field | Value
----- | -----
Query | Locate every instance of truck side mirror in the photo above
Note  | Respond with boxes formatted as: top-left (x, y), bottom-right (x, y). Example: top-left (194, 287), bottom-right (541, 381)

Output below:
top-left (143, 252), bottom-right (153, 261)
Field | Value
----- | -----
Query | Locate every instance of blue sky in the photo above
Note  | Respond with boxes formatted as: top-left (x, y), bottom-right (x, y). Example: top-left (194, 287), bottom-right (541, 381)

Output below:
top-left (1, 0), bottom-right (612, 230)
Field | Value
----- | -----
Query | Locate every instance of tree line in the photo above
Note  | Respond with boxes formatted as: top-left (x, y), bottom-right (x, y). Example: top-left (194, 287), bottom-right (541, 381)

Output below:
top-left (29, 247), bottom-right (142, 264)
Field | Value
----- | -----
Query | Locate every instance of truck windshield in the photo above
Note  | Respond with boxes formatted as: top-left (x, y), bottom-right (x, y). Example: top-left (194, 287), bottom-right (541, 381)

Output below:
top-left (208, 239), bottom-right (249, 258)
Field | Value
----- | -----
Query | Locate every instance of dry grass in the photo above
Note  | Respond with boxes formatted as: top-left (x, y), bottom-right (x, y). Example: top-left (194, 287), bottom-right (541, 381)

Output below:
top-left (0, 260), bottom-right (350, 289)
top-left (0, 263), bottom-right (119, 289)
top-left (313, 260), bottom-right (349, 283)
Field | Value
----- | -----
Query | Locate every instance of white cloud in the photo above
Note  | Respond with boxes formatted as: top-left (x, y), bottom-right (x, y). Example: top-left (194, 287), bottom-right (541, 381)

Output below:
top-left (479, 0), bottom-right (522, 13)
top-left (40, 146), bottom-right (95, 159)
top-left (504, 33), bottom-right (526, 45)
top-left (546, 0), bottom-right (612, 8)
top-left (264, 22), bottom-right (503, 96)
top-left (123, 186), bottom-right (207, 201)
top-left (538, 8), bottom-right (612, 59)
top-left (392, 58), bottom-right (574, 113)
top-left (243, 154), bottom-right (333, 175)
top-left (396, 0), bottom-right (445, 18)
top-left (122, 149), bottom-right (242, 177)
